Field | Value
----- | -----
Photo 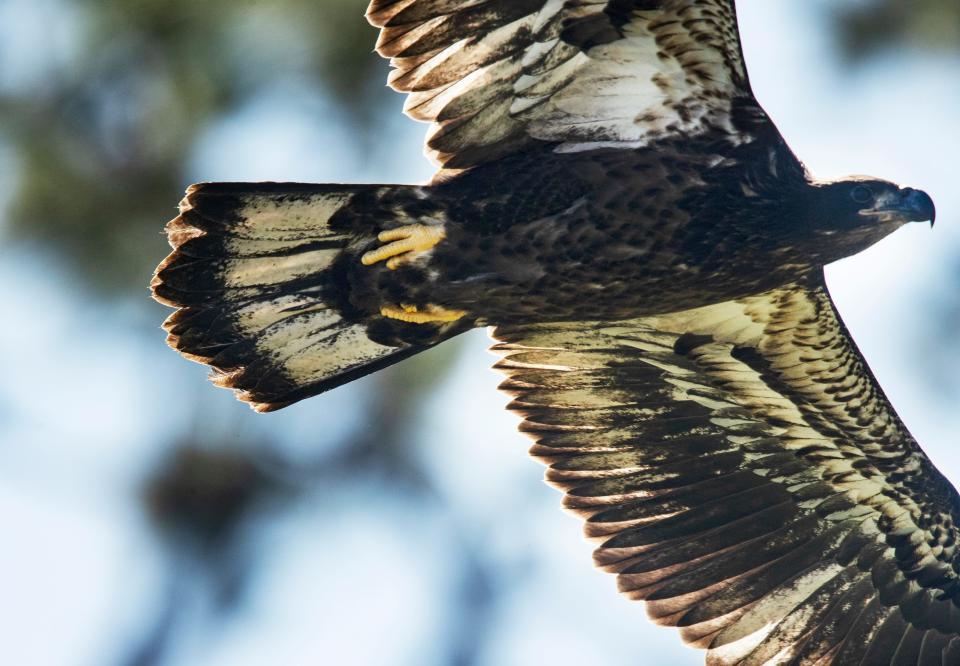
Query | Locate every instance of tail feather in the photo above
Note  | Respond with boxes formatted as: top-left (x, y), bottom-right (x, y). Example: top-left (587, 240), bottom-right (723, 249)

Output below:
top-left (152, 182), bottom-right (444, 412)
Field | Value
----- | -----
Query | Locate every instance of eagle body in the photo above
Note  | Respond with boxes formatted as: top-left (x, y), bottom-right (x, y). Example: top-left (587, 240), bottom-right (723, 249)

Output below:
top-left (338, 129), bottom-right (923, 331)
top-left (356, 134), bottom-right (814, 325)
top-left (151, 1), bottom-right (956, 664)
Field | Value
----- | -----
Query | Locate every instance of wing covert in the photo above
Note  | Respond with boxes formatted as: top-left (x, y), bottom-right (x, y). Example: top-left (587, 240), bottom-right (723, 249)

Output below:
top-left (366, 0), bottom-right (761, 170)
top-left (492, 273), bottom-right (960, 664)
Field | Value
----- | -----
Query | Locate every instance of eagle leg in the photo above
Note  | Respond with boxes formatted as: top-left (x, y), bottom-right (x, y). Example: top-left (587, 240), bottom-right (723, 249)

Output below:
top-left (361, 224), bottom-right (445, 270)
top-left (380, 303), bottom-right (467, 324)
top-left (362, 223), bottom-right (465, 324)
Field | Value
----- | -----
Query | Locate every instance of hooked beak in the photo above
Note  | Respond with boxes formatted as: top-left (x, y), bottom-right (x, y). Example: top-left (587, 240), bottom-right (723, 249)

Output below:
top-left (884, 187), bottom-right (937, 228)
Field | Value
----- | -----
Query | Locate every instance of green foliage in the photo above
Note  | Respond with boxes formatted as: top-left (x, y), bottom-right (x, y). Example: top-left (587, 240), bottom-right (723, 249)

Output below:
top-left (0, 0), bottom-right (388, 294)
top-left (832, 0), bottom-right (960, 61)
top-left (0, 0), bottom-right (956, 295)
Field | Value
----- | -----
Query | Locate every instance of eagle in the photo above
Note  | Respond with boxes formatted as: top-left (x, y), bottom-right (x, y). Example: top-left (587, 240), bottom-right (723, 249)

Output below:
top-left (151, 1), bottom-right (956, 663)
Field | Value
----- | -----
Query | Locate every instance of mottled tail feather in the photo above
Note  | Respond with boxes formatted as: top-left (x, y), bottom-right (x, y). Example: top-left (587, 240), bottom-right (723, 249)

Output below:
top-left (151, 182), bottom-right (426, 412)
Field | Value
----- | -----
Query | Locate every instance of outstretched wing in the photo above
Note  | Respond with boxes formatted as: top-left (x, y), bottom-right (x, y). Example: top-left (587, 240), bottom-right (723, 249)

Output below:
top-left (492, 273), bottom-right (960, 665)
top-left (366, 0), bottom-right (764, 170)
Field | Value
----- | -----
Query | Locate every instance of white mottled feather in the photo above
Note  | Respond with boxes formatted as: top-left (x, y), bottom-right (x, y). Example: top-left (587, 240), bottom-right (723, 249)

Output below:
top-left (155, 183), bottom-right (419, 411)
top-left (491, 276), bottom-right (960, 663)
top-left (209, 191), bottom-right (359, 240)
top-left (221, 249), bottom-right (339, 288)
top-left (367, 0), bottom-right (755, 170)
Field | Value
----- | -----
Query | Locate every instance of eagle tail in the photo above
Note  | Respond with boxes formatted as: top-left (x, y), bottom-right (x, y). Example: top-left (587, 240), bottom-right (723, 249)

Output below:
top-left (151, 182), bottom-right (455, 412)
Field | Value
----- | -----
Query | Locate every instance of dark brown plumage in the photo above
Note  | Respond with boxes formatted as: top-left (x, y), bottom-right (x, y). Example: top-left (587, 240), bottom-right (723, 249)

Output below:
top-left (150, 2), bottom-right (951, 663)
top-left (493, 275), bottom-right (960, 662)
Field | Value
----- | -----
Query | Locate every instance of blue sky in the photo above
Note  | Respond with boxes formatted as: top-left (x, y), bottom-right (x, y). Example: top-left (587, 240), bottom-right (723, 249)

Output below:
top-left (1, 2), bottom-right (959, 665)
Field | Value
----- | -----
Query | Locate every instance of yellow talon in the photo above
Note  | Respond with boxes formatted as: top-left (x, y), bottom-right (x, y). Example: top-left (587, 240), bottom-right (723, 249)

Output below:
top-left (361, 224), bottom-right (446, 270)
top-left (380, 303), bottom-right (466, 324)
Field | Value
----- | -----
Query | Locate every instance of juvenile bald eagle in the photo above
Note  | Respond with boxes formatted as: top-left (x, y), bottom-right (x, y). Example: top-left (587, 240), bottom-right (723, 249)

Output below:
top-left (151, 1), bottom-right (956, 663)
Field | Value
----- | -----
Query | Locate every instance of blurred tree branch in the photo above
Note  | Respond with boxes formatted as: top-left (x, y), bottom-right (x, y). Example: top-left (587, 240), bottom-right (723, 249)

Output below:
top-left (0, 3), bottom-right (956, 665)
top-left (830, 0), bottom-right (960, 61)
top-left (1, 0), bottom-right (388, 294)
top-left (3, 0), bottom-right (957, 294)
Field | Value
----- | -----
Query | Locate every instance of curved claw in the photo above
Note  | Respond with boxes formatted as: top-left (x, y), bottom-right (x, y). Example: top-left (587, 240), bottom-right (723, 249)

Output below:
top-left (361, 224), bottom-right (446, 270)
top-left (380, 303), bottom-right (466, 324)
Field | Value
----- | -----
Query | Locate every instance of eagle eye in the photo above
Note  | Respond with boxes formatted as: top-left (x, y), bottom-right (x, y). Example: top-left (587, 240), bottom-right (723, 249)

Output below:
top-left (851, 185), bottom-right (874, 204)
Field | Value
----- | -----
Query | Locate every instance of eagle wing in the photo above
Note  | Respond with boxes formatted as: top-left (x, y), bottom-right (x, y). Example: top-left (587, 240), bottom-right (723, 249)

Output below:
top-left (366, 0), bottom-right (761, 170)
top-left (492, 273), bottom-right (960, 665)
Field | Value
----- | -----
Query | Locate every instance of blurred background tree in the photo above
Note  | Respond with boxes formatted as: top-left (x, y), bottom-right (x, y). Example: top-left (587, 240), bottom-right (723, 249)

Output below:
top-left (831, 0), bottom-right (960, 60)
top-left (2, 0), bottom-right (389, 293)
top-left (4, 0), bottom-right (957, 296)
top-left (0, 1), bottom-right (957, 665)
top-left (826, 0), bottom-right (960, 399)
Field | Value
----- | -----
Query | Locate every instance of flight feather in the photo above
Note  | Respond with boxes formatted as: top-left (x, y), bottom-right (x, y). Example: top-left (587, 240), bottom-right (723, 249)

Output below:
top-left (492, 272), bottom-right (960, 664)
top-left (366, 0), bottom-right (760, 170)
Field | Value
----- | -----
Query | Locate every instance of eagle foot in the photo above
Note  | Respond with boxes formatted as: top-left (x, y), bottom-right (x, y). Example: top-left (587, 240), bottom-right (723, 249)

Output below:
top-left (361, 224), bottom-right (445, 270)
top-left (380, 303), bottom-right (466, 324)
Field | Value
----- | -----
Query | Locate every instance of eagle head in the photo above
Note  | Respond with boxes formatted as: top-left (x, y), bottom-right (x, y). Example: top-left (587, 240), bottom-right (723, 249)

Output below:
top-left (804, 177), bottom-right (936, 258)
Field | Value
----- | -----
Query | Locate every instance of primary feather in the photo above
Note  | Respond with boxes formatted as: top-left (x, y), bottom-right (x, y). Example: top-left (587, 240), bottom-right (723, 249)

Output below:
top-left (368, 0), bottom-right (756, 171)
top-left (150, 2), bottom-right (950, 663)
top-left (493, 274), bottom-right (960, 664)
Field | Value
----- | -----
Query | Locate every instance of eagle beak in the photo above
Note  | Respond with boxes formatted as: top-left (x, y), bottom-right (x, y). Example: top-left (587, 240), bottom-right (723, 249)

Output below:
top-left (896, 187), bottom-right (937, 228)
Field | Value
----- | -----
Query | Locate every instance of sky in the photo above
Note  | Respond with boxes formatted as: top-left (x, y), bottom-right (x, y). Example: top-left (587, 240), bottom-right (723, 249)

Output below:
top-left (0, 2), bottom-right (959, 666)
